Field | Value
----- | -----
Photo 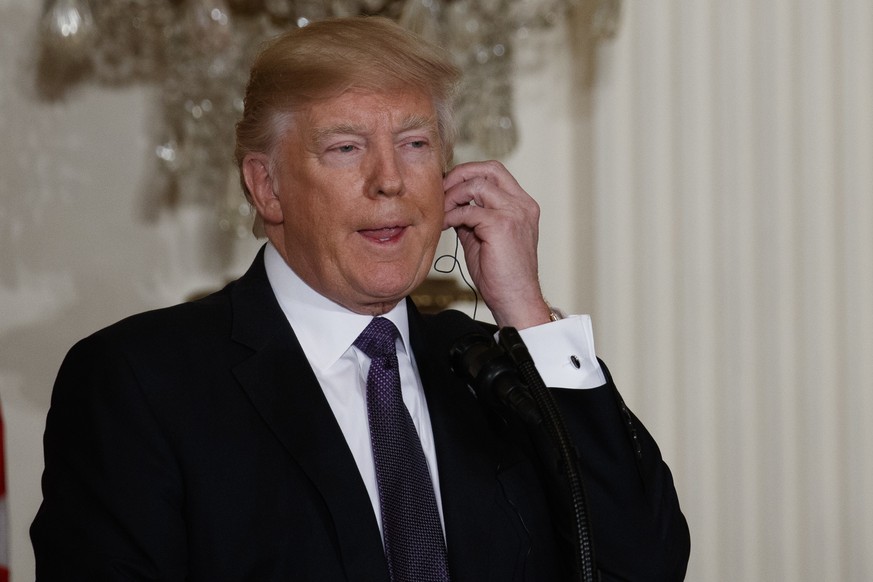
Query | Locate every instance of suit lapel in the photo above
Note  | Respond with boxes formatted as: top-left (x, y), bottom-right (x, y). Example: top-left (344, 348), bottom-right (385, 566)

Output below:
top-left (228, 250), bottom-right (388, 582)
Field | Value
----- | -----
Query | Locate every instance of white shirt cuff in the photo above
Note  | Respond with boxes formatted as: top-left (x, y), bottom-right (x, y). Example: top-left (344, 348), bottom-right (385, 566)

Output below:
top-left (517, 314), bottom-right (606, 389)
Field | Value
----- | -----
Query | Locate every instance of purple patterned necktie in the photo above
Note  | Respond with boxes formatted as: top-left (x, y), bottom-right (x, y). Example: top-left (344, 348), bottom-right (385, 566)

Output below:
top-left (354, 317), bottom-right (451, 582)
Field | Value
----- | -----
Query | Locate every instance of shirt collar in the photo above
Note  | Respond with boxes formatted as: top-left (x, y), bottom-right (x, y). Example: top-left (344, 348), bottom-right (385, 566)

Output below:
top-left (263, 242), bottom-right (412, 371)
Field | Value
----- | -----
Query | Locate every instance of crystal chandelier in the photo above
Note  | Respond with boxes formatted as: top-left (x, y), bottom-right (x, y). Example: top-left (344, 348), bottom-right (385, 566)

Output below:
top-left (36, 0), bottom-right (620, 239)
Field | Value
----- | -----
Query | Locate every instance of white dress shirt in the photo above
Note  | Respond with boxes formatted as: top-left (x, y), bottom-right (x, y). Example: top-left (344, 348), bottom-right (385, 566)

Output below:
top-left (263, 242), bottom-right (605, 534)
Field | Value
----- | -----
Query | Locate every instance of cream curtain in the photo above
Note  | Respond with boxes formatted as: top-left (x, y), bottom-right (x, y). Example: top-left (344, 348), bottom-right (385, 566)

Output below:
top-left (584, 1), bottom-right (873, 580)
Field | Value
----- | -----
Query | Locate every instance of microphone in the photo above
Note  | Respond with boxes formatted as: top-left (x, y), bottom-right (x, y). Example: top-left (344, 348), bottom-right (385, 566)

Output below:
top-left (450, 330), bottom-right (542, 426)
top-left (445, 313), bottom-right (597, 582)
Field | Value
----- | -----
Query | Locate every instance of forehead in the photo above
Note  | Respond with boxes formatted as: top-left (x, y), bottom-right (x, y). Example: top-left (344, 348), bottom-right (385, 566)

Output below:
top-left (300, 88), bottom-right (438, 133)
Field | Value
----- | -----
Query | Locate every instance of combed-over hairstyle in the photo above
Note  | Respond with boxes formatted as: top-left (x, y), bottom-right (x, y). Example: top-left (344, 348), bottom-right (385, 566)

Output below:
top-left (234, 17), bottom-right (461, 202)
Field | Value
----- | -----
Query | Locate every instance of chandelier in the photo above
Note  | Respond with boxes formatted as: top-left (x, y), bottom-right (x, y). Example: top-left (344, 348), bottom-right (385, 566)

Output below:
top-left (36, 0), bottom-right (620, 239)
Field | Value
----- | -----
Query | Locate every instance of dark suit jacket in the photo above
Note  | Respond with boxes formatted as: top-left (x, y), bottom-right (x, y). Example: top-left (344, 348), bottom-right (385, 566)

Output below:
top-left (32, 249), bottom-right (689, 581)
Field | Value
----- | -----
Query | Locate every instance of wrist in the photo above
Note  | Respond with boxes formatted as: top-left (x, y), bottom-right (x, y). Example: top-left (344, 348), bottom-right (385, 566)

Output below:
top-left (493, 299), bottom-right (552, 330)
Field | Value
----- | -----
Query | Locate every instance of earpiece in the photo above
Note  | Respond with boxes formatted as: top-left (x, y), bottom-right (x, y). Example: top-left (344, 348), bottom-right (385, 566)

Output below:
top-left (433, 232), bottom-right (479, 319)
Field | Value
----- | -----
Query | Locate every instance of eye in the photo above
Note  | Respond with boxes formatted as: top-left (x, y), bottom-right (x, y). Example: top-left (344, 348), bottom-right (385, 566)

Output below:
top-left (335, 144), bottom-right (357, 153)
top-left (402, 138), bottom-right (431, 152)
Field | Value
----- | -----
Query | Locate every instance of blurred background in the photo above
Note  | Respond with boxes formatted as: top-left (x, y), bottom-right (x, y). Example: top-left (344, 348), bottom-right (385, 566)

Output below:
top-left (1, 1), bottom-right (871, 580)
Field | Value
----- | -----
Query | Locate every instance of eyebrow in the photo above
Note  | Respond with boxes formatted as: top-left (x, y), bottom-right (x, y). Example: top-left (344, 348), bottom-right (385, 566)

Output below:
top-left (311, 123), bottom-right (369, 145)
top-left (396, 114), bottom-right (439, 135)
top-left (310, 114), bottom-right (439, 147)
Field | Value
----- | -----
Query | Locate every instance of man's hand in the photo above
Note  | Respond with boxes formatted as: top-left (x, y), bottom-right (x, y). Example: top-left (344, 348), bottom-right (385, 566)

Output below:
top-left (443, 160), bottom-right (552, 329)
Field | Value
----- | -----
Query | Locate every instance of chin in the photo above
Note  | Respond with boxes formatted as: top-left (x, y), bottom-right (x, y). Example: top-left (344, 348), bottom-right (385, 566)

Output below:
top-left (364, 274), bottom-right (423, 303)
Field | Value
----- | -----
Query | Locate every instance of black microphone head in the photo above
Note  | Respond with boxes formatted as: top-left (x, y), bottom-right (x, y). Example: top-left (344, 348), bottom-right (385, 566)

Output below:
top-left (449, 331), bottom-right (495, 382)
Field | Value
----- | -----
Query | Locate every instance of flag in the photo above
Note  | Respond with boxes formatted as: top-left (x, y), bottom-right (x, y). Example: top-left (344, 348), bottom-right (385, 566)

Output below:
top-left (0, 401), bottom-right (9, 582)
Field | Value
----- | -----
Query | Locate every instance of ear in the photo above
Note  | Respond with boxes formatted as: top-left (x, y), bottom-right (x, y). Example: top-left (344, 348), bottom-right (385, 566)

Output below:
top-left (242, 153), bottom-right (284, 226)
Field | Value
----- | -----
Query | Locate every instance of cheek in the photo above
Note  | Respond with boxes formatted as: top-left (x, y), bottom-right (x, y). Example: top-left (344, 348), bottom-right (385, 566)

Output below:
top-left (415, 205), bottom-right (445, 261)
top-left (284, 180), bottom-right (335, 228)
top-left (424, 188), bottom-right (447, 227)
top-left (283, 198), bottom-right (325, 253)
top-left (413, 171), bottom-right (446, 212)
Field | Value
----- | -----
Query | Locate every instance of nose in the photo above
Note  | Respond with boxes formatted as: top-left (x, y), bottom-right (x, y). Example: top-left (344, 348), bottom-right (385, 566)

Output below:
top-left (367, 145), bottom-right (404, 198)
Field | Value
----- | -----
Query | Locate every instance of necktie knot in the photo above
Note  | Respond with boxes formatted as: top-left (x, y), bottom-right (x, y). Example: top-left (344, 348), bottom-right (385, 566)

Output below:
top-left (354, 317), bottom-right (400, 359)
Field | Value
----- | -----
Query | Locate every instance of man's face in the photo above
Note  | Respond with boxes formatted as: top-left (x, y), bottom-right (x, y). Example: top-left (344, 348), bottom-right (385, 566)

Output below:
top-left (269, 88), bottom-right (446, 315)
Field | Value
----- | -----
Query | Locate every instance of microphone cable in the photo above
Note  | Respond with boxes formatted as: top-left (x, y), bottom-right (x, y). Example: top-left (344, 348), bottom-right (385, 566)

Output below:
top-left (498, 327), bottom-right (598, 582)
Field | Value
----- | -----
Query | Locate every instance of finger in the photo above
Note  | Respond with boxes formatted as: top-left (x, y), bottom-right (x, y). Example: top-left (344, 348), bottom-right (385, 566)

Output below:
top-left (443, 178), bottom-right (486, 212)
top-left (443, 173), bottom-right (522, 214)
top-left (443, 160), bottom-right (525, 198)
top-left (442, 201), bottom-right (488, 230)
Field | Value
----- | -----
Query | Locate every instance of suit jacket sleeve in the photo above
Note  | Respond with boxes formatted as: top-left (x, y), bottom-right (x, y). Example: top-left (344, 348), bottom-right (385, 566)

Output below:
top-left (552, 364), bottom-right (690, 581)
top-left (427, 309), bottom-right (690, 581)
top-left (31, 332), bottom-right (188, 581)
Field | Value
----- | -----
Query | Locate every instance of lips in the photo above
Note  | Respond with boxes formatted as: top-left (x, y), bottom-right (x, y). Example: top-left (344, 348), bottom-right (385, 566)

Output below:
top-left (358, 226), bottom-right (406, 243)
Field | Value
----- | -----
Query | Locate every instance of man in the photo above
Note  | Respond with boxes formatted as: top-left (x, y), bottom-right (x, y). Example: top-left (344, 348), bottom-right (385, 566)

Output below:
top-left (32, 17), bottom-right (689, 581)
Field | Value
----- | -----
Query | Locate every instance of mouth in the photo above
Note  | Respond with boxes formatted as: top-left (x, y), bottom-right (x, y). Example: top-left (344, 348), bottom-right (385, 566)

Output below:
top-left (358, 226), bottom-right (406, 243)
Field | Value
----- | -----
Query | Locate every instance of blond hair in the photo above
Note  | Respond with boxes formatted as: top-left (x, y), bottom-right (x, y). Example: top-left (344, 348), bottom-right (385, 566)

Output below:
top-left (234, 17), bottom-right (461, 202)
